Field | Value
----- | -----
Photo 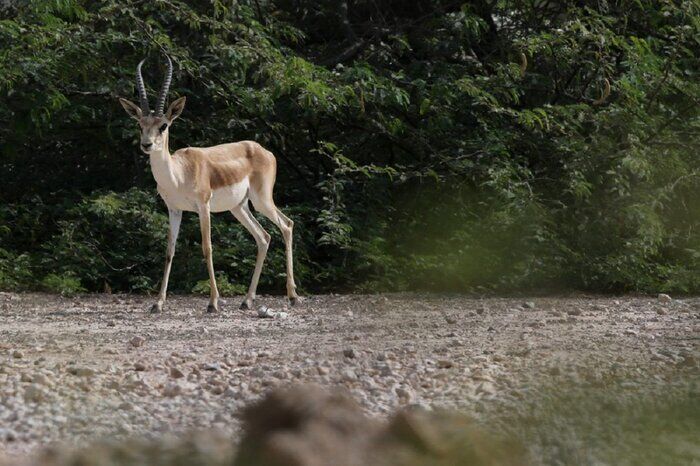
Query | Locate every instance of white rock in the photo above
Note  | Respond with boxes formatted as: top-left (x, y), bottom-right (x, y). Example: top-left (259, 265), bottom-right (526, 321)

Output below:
top-left (257, 306), bottom-right (276, 318)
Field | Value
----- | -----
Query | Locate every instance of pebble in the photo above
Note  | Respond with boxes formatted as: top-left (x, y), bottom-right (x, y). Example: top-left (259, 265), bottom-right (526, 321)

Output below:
top-left (129, 336), bottom-right (145, 348)
top-left (657, 293), bottom-right (672, 303)
top-left (68, 367), bottom-right (96, 377)
top-left (437, 360), bottom-right (454, 369)
top-left (24, 384), bottom-right (47, 403)
top-left (163, 382), bottom-right (182, 397)
top-left (12, 350), bottom-right (23, 359)
top-left (395, 386), bottom-right (415, 403)
top-left (170, 367), bottom-right (185, 379)
top-left (343, 348), bottom-right (357, 358)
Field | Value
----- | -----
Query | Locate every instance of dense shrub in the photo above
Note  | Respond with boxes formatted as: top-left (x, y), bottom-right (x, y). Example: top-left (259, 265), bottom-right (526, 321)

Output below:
top-left (0, 0), bottom-right (698, 294)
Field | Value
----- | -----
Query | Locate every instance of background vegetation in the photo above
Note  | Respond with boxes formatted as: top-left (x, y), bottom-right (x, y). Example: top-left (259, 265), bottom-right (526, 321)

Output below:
top-left (0, 0), bottom-right (699, 295)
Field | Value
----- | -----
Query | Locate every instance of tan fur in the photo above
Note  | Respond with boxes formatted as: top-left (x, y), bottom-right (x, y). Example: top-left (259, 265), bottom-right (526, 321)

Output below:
top-left (175, 141), bottom-right (275, 198)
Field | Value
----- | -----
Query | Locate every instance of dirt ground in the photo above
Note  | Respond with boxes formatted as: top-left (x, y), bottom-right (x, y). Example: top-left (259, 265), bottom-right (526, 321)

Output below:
top-left (0, 292), bottom-right (698, 461)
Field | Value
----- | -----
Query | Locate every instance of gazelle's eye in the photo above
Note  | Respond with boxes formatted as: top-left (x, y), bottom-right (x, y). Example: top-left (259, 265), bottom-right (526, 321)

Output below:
top-left (159, 123), bottom-right (168, 133)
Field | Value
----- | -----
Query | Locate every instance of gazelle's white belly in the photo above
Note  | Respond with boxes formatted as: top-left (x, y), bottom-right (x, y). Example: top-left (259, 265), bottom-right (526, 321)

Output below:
top-left (157, 179), bottom-right (249, 213)
top-left (210, 179), bottom-right (249, 212)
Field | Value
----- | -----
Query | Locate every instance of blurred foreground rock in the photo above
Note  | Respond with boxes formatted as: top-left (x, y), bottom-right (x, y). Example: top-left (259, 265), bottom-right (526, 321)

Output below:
top-left (9, 384), bottom-right (525, 466)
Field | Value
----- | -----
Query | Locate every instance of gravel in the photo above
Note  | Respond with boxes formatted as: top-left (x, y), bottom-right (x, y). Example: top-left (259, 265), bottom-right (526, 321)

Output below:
top-left (0, 292), bottom-right (698, 460)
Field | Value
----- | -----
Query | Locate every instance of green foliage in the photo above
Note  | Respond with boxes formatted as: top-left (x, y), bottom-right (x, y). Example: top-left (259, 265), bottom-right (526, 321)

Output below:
top-left (192, 273), bottom-right (247, 297)
top-left (41, 272), bottom-right (86, 296)
top-left (0, 0), bottom-right (699, 294)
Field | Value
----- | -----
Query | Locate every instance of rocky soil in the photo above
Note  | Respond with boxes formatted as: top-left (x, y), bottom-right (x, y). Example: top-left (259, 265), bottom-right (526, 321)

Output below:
top-left (0, 292), bottom-right (698, 461)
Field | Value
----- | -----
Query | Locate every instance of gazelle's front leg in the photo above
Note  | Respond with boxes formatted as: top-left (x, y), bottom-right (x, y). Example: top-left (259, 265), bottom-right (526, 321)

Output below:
top-left (198, 201), bottom-right (220, 313)
top-left (151, 208), bottom-right (182, 313)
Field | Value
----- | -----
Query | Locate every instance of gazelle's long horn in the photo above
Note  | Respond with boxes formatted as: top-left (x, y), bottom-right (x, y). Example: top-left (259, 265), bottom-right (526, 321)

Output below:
top-left (593, 78), bottom-right (611, 105)
top-left (136, 58), bottom-right (150, 114)
top-left (519, 52), bottom-right (527, 76)
top-left (155, 54), bottom-right (173, 116)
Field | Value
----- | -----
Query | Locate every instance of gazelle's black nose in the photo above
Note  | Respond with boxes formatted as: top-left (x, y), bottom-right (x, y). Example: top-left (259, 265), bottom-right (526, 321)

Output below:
top-left (141, 143), bottom-right (153, 150)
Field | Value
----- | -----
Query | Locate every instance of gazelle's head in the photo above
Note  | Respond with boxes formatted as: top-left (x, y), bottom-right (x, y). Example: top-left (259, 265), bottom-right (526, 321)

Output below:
top-left (119, 55), bottom-right (186, 154)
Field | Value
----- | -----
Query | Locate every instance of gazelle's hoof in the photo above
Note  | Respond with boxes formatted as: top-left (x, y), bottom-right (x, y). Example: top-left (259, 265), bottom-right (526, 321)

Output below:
top-left (289, 296), bottom-right (302, 307)
top-left (206, 304), bottom-right (219, 314)
top-left (240, 298), bottom-right (254, 311)
top-left (150, 303), bottom-right (162, 314)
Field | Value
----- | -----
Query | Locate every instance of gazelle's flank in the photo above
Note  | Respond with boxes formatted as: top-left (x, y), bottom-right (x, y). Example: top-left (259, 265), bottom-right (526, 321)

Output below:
top-left (119, 55), bottom-right (299, 313)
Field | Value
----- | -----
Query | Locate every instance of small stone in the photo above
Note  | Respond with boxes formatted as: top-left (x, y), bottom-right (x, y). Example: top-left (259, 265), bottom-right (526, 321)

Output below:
top-left (24, 384), bottom-right (47, 403)
top-left (395, 386), bottom-right (415, 402)
top-left (169, 367), bottom-right (185, 379)
top-left (0, 428), bottom-right (17, 442)
top-left (437, 359), bottom-right (453, 369)
top-left (341, 369), bottom-right (357, 381)
top-left (210, 385), bottom-right (225, 395)
top-left (444, 315), bottom-right (457, 324)
top-left (258, 306), bottom-right (276, 318)
top-left (566, 308), bottom-right (582, 316)
top-left (12, 350), bottom-right (23, 359)
top-left (476, 307), bottom-right (485, 315)
top-left (118, 401), bottom-right (134, 410)
top-left (657, 293), bottom-right (672, 303)
top-left (656, 308), bottom-right (668, 315)
top-left (523, 302), bottom-right (536, 310)
top-left (129, 336), bottom-right (145, 348)
top-left (476, 381), bottom-right (496, 395)
top-left (69, 367), bottom-right (95, 377)
top-left (134, 362), bottom-right (147, 371)
top-left (163, 382), bottom-right (182, 397)
top-left (343, 348), bottom-right (356, 359)
top-left (33, 373), bottom-right (51, 386)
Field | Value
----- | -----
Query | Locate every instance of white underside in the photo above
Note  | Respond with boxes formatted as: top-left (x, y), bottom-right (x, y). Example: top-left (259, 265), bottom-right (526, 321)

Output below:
top-left (157, 178), bottom-right (250, 213)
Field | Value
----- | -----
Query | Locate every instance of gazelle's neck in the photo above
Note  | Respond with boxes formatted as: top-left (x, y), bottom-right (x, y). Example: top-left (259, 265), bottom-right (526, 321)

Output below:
top-left (149, 131), bottom-right (178, 187)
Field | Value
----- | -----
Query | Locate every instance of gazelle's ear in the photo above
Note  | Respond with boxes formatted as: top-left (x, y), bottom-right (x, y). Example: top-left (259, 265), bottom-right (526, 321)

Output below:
top-left (119, 98), bottom-right (142, 120)
top-left (165, 96), bottom-right (186, 122)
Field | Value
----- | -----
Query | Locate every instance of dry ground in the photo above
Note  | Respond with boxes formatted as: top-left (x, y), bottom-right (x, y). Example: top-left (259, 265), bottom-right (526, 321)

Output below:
top-left (0, 292), bottom-right (698, 461)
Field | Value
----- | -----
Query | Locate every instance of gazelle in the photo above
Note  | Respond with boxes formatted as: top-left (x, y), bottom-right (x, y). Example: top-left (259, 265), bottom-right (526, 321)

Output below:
top-left (119, 55), bottom-right (299, 313)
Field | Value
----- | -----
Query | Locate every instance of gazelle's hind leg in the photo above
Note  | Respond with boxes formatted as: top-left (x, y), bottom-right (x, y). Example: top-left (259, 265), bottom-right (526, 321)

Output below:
top-left (231, 200), bottom-right (271, 310)
top-left (250, 193), bottom-right (300, 305)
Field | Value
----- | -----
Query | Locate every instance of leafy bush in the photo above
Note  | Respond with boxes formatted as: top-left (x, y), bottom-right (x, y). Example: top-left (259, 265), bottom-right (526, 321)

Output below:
top-left (41, 273), bottom-right (86, 296)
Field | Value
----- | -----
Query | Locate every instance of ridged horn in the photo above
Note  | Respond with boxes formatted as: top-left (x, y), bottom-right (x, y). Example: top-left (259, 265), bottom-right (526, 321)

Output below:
top-left (136, 58), bottom-right (150, 114)
top-left (519, 52), bottom-right (527, 76)
top-left (155, 54), bottom-right (173, 116)
top-left (593, 78), bottom-right (611, 105)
